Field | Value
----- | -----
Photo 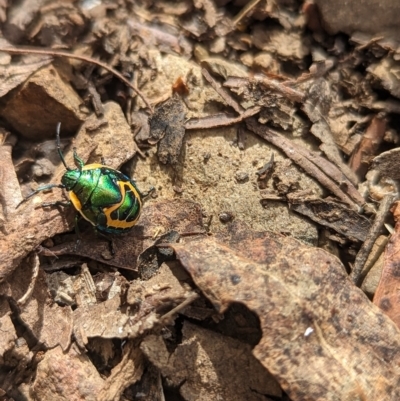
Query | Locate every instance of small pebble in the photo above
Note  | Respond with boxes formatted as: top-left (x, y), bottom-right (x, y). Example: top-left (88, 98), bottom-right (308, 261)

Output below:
top-left (235, 171), bottom-right (249, 183)
top-left (203, 152), bottom-right (211, 162)
top-left (219, 212), bottom-right (234, 223)
top-left (173, 186), bottom-right (183, 194)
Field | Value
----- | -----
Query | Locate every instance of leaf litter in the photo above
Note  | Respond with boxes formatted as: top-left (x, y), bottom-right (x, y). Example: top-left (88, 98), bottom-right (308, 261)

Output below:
top-left (170, 222), bottom-right (400, 401)
top-left (1, 0), bottom-right (400, 400)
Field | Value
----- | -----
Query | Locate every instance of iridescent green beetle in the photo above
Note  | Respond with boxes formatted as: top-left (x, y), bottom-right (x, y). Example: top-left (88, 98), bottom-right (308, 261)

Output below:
top-left (23, 123), bottom-right (145, 235)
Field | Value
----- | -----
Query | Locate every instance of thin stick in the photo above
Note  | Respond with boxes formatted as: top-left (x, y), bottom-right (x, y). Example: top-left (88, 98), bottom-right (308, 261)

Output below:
top-left (350, 193), bottom-right (398, 285)
top-left (202, 68), bottom-right (244, 114)
top-left (160, 292), bottom-right (199, 323)
top-left (232, 0), bottom-right (262, 26)
top-left (0, 45), bottom-right (153, 112)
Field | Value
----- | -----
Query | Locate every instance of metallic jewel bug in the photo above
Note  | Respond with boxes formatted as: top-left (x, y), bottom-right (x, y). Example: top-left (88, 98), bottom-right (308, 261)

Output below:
top-left (22, 123), bottom-right (149, 237)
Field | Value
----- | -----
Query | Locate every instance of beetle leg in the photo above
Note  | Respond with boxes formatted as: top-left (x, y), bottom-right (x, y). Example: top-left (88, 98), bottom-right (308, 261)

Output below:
top-left (56, 122), bottom-right (73, 171)
top-left (95, 230), bottom-right (116, 255)
top-left (16, 184), bottom-right (66, 208)
top-left (109, 238), bottom-right (116, 255)
top-left (73, 214), bottom-right (82, 252)
top-left (41, 200), bottom-right (71, 208)
top-left (73, 148), bottom-right (85, 170)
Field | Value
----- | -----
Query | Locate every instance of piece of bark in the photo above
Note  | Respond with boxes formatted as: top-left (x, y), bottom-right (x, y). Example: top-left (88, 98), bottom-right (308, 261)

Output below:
top-left (31, 345), bottom-right (104, 401)
top-left (152, 96), bottom-right (186, 165)
top-left (315, 0), bottom-right (400, 36)
top-left (0, 52), bottom-right (52, 98)
top-left (289, 197), bottom-right (371, 242)
top-left (0, 129), bottom-right (23, 217)
top-left (0, 300), bottom-right (17, 366)
top-left (371, 147), bottom-right (400, 180)
top-left (361, 235), bottom-right (387, 297)
top-left (0, 64), bottom-right (86, 140)
top-left (349, 116), bottom-right (386, 180)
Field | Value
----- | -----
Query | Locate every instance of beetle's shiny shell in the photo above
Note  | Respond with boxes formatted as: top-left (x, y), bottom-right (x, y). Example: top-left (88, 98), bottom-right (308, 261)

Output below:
top-left (65, 163), bottom-right (142, 234)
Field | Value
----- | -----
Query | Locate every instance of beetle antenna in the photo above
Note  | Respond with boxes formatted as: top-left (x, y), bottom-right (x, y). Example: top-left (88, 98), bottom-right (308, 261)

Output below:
top-left (56, 122), bottom-right (72, 171)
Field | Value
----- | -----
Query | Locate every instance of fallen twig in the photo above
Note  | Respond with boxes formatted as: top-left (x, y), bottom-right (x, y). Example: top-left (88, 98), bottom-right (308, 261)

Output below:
top-left (160, 292), bottom-right (200, 324)
top-left (184, 106), bottom-right (261, 130)
top-left (349, 115), bottom-right (386, 180)
top-left (232, 0), bottom-right (262, 26)
top-left (0, 45), bottom-right (153, 112)
top-left (351, 193), bottom-right (398, 285)
top-left (201, 67), bottom-right (244, 113)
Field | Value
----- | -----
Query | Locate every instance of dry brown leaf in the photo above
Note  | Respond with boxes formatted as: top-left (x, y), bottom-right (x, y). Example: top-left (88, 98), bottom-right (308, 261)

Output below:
top-left (193, 0), bottom-right (217, 28)
top-left (252, 23), bottom-right (310, 60)
top-left (170, 222), bottom-right (400, 401)
top-left (127, 19), bottom-right (182, 54)
top-left (3, 0), bottom-right (45, 42)
top-left (367, 56), bottom-right (400, 99)
top-left (141, 322), bottom-right (281, 401)
top-left (373, 202), bottom-right (400, 327)
top-left (98, 341), bottom-right (144, 401)
top-left (201, 57), bottom-right (248, 80)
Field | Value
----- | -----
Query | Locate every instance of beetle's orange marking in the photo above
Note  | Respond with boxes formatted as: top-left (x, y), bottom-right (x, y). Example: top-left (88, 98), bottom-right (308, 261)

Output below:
top-left (69, 190), bottom-right (94, 225)
top-left (69, 190), bottom-right (82, 211)
top-left (103, 181), bottom-right (142, 229)
top-left (82, 163), bottom-right (106, 171)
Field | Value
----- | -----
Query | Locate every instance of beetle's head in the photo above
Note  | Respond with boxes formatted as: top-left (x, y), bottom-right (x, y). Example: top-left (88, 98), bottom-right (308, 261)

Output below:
top-left (61, 169), bottom-right (81, 190)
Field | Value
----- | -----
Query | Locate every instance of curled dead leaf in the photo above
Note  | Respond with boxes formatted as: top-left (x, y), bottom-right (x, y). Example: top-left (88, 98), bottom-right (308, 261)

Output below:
top-left (169, 222), bottom-right (400, 401)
